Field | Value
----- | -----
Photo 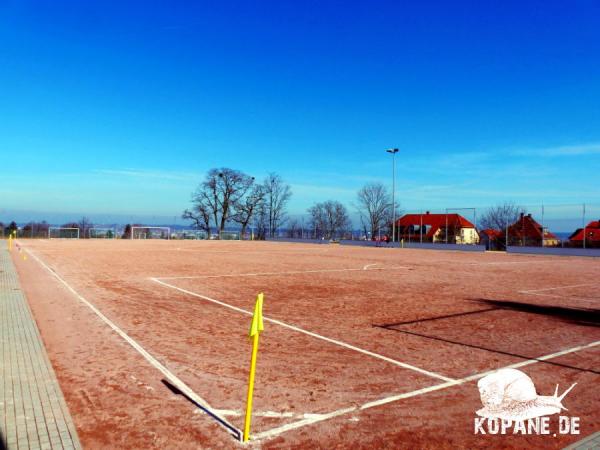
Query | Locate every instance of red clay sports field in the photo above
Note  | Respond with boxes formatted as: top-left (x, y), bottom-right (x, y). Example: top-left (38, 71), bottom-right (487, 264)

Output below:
top-left (12, 239), bottom-right (599, 448)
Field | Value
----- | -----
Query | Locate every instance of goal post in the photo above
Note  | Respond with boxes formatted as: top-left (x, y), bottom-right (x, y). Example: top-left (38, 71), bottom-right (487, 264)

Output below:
top-left (131, 226), bottom-right (171, 240)
top-left (88, 228), bottom-right (116, 239)
top-left (172, 230), bottom-right (208, 240)
top-left (48, 227), bottom-right (80, 239)
top-left (219, 230), bottom-right (241, 240)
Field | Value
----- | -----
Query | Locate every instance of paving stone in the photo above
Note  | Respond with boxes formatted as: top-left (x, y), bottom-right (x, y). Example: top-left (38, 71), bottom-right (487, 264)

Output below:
top-left (0, 241), bottom-right (82, 449)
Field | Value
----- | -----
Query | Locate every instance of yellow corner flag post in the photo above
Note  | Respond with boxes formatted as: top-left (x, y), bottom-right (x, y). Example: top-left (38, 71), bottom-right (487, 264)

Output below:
top-left (243, 293), bottom-right (264, 442)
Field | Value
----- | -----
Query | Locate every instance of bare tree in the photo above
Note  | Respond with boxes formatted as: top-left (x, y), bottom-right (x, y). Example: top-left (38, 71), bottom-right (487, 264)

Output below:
top-left (122, 223), bottom-right (143, 239)
top-left (5, 221), bottom-right (18, 236)
top-left (231, 184), bottom-right (265, 238)
top-left (22, 221), bottom-right (50, 238)
top-left (355, 182), bottom-right (393, 239)
top-left (186, 168), bottom-right (255, 236)
top-left (182, 203), bottom-right (211, 235)
top-left (308, 200), bottom-right (350, 240)
top-left (263, 173), bottom-right (292, 238)
top-left (252, 200), bottom-right (268, 240)
top-left (479, 202), bottom-right (525, 249)
top-left (286, 218), bottom-right (302, 238)
top-left (479, 202), bottom-right (524, 231)
top-left (78, 217), bottom-right (93, 239)
top-left (122, 224), bottom-right (132, 239)
top-left (218, 168), bottom-right (255, 232)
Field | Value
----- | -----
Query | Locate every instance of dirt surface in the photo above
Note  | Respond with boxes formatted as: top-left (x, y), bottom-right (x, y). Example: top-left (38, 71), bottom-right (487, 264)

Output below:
top-left (11, 239), bottom-right (600, 449)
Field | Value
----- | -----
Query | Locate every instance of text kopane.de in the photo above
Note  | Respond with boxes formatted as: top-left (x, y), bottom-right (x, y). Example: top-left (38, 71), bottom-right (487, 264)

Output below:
top-left (474, 416), bottom-right (580, 435)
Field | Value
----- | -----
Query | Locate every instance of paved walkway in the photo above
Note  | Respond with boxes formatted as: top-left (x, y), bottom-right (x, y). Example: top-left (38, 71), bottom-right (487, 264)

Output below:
top-left (1, 241), bottom-right (81, 449)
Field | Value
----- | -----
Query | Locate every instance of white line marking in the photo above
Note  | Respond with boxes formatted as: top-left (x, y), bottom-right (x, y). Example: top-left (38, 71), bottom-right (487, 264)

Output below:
top-left (157, 266), bottom-right (408, 281)
top-left (150, 278), bottom-right (454, 383)
top-left (363, 263), bottom-right (378, 270)
top-left (253, 339), bottom-right (600, 441)
top-left (252, 407), bottom-right (357, 439)
top-left (175, 249), bottom-right (331, 255)
top-left (518, 282), bottom-right (599, 302)
top-left (214, 409), bottom-right (297, 419)
top-left (519, 283), bottom-right (599, 293)
top-left (465, 260), bottom-right (560, 266)
top-left (23, 247), bottom-right (242, 440)
top-left (518, 291), bottom-right (599, 303)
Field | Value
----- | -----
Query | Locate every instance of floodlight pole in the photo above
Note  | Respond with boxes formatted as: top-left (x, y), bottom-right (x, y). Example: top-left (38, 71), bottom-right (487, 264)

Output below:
top-left (387, 148), bottom-right (399, 243)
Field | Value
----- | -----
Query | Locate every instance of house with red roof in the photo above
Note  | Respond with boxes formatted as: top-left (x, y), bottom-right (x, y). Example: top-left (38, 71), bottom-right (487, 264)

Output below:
top-left (480, 228), bottom-right (503, 250)
top-left (507, 213), bottom-right (559, 247)
top-left (396, 212), bottom-right (479, 244)
top-left (569, 220), bottom-right (600, 248)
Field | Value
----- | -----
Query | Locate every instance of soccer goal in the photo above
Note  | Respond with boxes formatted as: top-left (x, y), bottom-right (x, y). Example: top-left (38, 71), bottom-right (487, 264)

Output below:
top-left (48, 227), bottom-right (80, 239)
top-left (131, 226), bottom-right (171, 240)
top-left (173, 230), bottom-right (208, 240)
top-left (88, 228), bottom-right (116, 239)
top-left (219, 230), bottom-right (241, 240)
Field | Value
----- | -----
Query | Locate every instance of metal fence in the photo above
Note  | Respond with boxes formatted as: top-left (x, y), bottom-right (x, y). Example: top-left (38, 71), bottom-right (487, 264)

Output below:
top-left (2, 204), bottom-right (599, 251)
top-left (389, 204), bottom-right (599, 250)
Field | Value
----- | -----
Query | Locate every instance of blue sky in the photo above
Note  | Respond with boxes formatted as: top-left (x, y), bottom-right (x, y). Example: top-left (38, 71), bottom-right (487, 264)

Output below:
top-left (1, 1), bottom-right (599, 227)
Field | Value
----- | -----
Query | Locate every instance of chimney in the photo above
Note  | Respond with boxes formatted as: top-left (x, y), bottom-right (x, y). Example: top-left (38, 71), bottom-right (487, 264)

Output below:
top-left (527, 213), bottom-right (532, 218)
top-left (426, 211), bottom-right (430, 214)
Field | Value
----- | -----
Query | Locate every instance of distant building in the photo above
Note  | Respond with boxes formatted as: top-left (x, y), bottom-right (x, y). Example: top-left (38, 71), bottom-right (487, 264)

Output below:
top-left (507, 213), bottom-right (559, 247)
top-left (480, 228), bottom-right (503, 251)
top-left (569, 220), bottom-right (600, 248)
top-left (396, 212), bottom-right (479, 244)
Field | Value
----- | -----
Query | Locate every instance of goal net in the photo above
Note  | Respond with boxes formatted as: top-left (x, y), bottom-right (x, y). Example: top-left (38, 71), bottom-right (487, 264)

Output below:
top-left (172, 230), bottom-right (208, 240)
top-left (48, 227), bottom-right (80, 239)
top-left (219, 230), bottom-right (241, 240)
top-left (131, 226), bottom-right (171, 240)
top-left (88, 228), bottom-right (116, 239)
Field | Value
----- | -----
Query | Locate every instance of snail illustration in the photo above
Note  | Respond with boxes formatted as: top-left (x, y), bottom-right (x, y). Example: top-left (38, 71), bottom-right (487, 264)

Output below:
top-left (476, 368), bottom-right (577, 421)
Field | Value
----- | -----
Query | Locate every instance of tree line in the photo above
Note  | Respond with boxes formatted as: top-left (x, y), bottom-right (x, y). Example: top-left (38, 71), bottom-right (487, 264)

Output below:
top-left (182, 169), bottom-right (292, 239)
top-left (1, 166), bottom-right (528, 243)
top-left (183, 169), bottom-right (404, 240)
top-left (183, 169), bottom-right (532, 243)
top-left (1, 217), bottom-right (109, 238)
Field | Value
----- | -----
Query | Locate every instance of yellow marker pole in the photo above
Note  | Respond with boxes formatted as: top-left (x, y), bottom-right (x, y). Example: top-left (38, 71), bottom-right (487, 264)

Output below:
top-left (8, 234), bottom-right (12, 251)
top-left (243, 293), bottom-right (264, 442)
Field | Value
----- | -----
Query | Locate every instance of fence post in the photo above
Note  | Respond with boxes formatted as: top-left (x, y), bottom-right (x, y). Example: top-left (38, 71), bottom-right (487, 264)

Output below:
top-left (445, 211), bottom-right (448, 244)
top-left (541, 204), bottom-right (545, 247)
top-left (474, 208), bottom-right (478, 244)
top-left (582, 203), bottom-right (586, 249)
top-left (505, 216), bottom-right (509, 251)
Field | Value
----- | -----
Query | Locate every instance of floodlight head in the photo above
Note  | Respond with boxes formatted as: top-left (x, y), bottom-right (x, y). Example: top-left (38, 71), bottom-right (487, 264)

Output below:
top-left (386, 148), bottom-right (399, 154)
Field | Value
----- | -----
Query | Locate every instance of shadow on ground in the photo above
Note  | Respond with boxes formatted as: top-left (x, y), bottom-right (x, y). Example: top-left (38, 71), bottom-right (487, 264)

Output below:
top-left (161, 379), bottom-right (242, 441)
top-left (373, 298), bottom-right (599, 375)
top-left (475, 298), bottom-right (599, 328)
